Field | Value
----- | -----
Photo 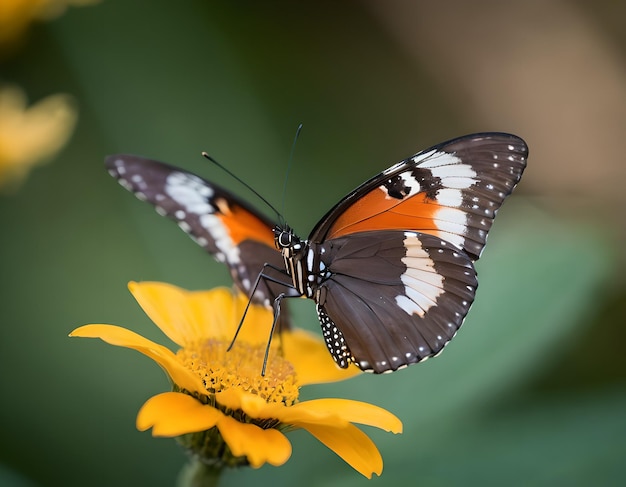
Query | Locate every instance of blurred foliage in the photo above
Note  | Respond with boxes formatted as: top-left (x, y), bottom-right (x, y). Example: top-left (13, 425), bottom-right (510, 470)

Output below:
top-left (0, 1), bottom-right (624, 486)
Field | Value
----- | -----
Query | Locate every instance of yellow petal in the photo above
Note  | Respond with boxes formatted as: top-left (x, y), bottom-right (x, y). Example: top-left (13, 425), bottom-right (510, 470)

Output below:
top-left (128, 282), bottom-right (274, 347)
top-left (137, 392), bottom-right (222, 437)
top-left (215, 389), bottom-right (402, 435)
top-left (216, 388), bottom-right (301, 424)
top-left (214, 388), bottom-right (252, 411)
top-left (69, 324), bottom-right (205, 394)
top-left (217, 415), bottom-right (292, 468)
top-left (281, 329), bottom-right (361, 385)
top-left (0, 86), bottom-right (77, 190)
top-left (128, 281), bottom-right (209, 346)
top-left (287, 399), bottom-right (402, 433)
top-left (302, 423), bottom-right (383, 478)
top-left (214, 388), bottom-right (286, 422)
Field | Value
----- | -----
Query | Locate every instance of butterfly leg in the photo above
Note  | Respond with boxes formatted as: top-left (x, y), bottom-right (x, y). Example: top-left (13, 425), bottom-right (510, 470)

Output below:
top-left (261, 292), bottom-right (302, 376)
top-left (227, 263), bottom-right (296, 352)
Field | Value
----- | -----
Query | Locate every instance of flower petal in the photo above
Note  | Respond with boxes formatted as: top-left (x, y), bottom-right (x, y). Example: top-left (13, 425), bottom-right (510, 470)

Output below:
top-left (69, 324), bottom-right (205, 394)
top-left (216, 388), bottom-right (302, 425)
top-left (217, 415), bottom-right (292, 468)
top-left (287, 398), bottom-right (402, 433)
top-left (0, 86), bottom-right (77, 191)
top-left (128, 281), bottom-right (210, 346)
top-left (302, 423), bottom-right (383, 478)
top-left (215, 389), bottom-right (402, 435)
top-left (214, 388), bottom-right (254, 411)
top-left (214, 388), bottom-right (285, 421)
top-left (137, 392), bottom-right (222, 437)
top-left (128, 282), bottom-right (274, 347)
top-left (281, 329), bottom-right (361, 385)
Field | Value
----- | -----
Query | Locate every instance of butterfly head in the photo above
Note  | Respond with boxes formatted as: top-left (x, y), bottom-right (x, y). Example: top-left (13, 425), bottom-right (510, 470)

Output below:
top-left (273, 225), bottom-right (305, 259)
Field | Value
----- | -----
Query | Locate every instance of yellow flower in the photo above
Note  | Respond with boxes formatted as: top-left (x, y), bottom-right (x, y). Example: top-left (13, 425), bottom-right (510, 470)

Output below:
top-left (0, 85), bottom-right (77, 192)
top-left (0, 0), bottom-right (99, 50)
top-left (70, 282), bottom-right (402, 478)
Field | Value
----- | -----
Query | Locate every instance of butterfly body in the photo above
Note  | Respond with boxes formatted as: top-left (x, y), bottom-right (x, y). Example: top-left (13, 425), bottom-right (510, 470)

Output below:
top-left (106, 132), bottom-right (527, 374)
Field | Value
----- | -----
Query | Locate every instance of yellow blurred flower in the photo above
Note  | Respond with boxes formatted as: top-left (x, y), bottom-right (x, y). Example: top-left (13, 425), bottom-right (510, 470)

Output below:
top-left (0, 85), bottom-right (76, 192)
top-left (71, 282), bottom-right (402, 478)
top-left (0, 0), bottom-right (99, 50)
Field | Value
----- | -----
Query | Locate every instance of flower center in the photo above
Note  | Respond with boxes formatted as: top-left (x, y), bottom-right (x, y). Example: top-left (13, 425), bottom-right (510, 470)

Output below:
top-left (177, 338), bottom-right (300, 406)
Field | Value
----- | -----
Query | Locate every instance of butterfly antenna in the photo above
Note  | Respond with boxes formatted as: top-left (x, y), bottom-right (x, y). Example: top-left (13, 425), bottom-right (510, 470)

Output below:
top-left (279, 123), bottom-right (303, 224)
top-left (202, 152), bottom-right (282, 222)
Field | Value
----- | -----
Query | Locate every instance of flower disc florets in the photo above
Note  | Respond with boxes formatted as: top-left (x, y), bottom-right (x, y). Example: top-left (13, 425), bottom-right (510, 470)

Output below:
top-left (177, 338), bottom-right (300, 407)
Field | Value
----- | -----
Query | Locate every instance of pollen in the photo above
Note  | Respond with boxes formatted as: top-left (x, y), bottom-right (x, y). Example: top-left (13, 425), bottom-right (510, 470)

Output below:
top-left (177, 338), bottom-right (300, 407)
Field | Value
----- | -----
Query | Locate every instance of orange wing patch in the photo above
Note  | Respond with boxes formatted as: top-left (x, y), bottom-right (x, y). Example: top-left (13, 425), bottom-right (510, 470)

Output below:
top-left (216, 200), bottom-right (276, 247)
top-left (327, 188), bottom-right (444, 239)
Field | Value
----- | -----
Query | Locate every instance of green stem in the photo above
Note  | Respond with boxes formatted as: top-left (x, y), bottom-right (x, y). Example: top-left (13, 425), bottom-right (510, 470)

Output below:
top-left (177, 459), bottom-right (223, 487)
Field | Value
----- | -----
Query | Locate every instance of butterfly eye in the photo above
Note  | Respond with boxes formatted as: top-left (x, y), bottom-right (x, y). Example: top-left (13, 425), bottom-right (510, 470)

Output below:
top-left (273, 230), bottom-right (288, 249)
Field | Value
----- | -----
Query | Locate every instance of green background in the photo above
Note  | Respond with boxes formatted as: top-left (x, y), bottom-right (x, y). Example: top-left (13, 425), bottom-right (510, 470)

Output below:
top-left (1, 1), bottom-right (624, 486)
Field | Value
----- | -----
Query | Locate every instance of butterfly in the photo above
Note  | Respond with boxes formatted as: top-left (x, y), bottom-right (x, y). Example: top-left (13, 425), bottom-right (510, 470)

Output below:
top-left (106, 132), bottom-right (527, 374)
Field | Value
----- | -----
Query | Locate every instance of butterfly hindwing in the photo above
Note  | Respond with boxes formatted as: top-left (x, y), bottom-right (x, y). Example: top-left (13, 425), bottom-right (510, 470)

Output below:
top-left (105, 155), bottom-right (296, 307)
top-left (312, 230), bottom-right (477, 373)
top-left (310, 133), bottom-right (528, 261)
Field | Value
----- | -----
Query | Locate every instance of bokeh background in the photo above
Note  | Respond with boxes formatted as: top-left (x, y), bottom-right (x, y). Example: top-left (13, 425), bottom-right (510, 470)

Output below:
top-left (1, 1), bottom-right (625, 486)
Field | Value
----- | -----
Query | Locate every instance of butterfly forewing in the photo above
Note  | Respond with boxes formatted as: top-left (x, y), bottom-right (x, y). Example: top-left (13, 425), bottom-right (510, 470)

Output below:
top-left (105, 155), bottom-right (296, 307)
top-left (310, 133), bottom-right (527, 261)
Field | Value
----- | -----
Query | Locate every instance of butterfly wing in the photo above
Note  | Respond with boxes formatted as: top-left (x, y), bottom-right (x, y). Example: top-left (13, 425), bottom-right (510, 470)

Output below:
top-left (310, 133), bottom-right (528, 260)
top-left (105, 155), bottom-right (297, 307)
top-left (308, 133), bottom-right (527, 372)
top-left (314, 230), bottom-right (477, 373)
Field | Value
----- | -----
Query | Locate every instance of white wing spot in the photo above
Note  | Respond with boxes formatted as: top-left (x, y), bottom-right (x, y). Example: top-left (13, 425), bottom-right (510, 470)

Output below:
top-left (430, 163), bottom-right (477, 189)
top-left (165, 172), bottom-right (214, 214)
top-left (161, 172), bottom-right (242, 265)
top-left (414, 150), bottom-right (457, 168)
top-left (395, 235), bottom-right (444, 316)
top-left (119, 179), bottom-right (133, 191)
top-left (199, 214), bottom-right (241, 265)
top-left (432, 207), bottom-right (467, 243)
top-left (436, 188), bottom-right (464, 207)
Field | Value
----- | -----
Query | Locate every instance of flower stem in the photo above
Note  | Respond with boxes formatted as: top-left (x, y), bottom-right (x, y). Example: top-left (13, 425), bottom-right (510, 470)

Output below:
top-left (177, 459), bottom-right (222, 487)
